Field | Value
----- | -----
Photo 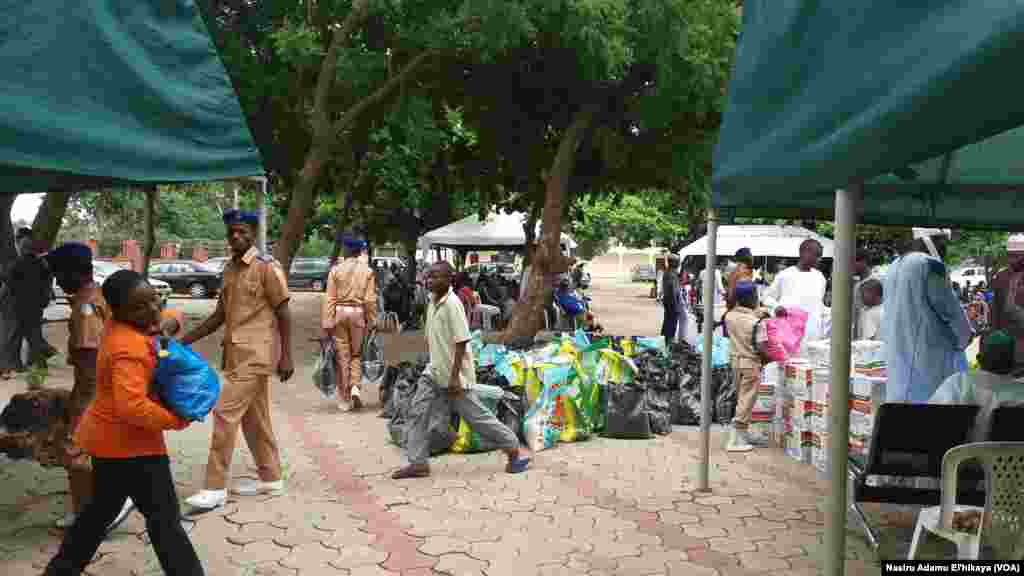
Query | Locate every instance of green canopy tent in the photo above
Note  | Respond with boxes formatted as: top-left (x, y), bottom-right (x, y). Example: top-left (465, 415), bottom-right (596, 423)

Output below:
top-left (1, 1), bottom-right (263, 191)
top-left (705, 2), bottom-right (1024, 573)
top-left (0, 1), bottom-right (265, 252)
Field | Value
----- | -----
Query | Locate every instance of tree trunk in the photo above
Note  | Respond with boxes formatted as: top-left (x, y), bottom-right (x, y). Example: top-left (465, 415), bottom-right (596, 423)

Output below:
top-left (142, 187), bottom-right (157, 279)
top-left (0, 195), bottom-right (16, 272)
top-left (31, 191), bottom-right (72, 248)
top-left (488, 108), bottom-right (595, 344)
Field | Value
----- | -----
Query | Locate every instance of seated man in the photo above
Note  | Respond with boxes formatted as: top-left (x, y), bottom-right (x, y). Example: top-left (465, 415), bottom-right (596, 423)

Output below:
top-left (930, 330), bottom-right (1024, 441)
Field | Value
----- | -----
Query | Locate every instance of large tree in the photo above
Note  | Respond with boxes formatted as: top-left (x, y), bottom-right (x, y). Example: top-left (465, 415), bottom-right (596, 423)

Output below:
top-left (199, 0), bottom-right (498, 273)
top-left (454, 0), bottom-right (739, 340)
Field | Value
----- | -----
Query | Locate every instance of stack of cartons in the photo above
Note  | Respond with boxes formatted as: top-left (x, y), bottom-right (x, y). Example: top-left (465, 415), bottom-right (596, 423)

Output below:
top-left (748, 363), bottom-right (780, 444)
top-left (779, 360), bottom-right (813, 462)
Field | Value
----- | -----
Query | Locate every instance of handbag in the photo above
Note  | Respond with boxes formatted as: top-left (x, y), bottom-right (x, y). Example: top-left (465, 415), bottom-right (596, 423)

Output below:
top-left (360, 328), bottom-right (384, 382)
top-left (313, 338), bottom-right (337, 399)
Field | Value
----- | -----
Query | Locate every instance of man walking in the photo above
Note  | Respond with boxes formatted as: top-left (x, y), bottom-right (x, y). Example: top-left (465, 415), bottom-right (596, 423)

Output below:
top-left (321, 235), bottom-right (377, 412)
top-left (661, 254), bottom-right (682, 342)
top-left (6, 227), bottom-right (56, 370)
top-left (392, 262), bottom-right (530, 479)
top-left (182, 210), bottom-right (293, 510)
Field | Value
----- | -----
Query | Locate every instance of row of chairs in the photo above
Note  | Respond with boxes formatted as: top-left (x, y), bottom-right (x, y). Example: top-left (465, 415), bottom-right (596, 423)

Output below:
top-left (849, 403), bottom-right (1024, 559)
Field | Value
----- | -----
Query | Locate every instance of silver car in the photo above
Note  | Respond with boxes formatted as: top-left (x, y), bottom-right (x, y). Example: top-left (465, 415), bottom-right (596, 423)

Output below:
top-left (53, 260), bottom-right (171, 304)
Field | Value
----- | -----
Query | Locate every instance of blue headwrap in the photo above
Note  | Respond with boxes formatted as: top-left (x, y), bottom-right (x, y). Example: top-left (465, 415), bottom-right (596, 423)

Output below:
top-left (223, 209), bottom-right (259, 226)
top-left (735, 281), bottom-right (757, 301)
top-left (45, 242), bottom-right (93, 270)
top-left (337, 233), bottom-right (366, 249)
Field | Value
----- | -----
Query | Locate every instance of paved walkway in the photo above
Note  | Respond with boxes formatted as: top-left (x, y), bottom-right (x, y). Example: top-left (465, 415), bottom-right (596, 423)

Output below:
top-left (0, 296), bottom-right (912, 575)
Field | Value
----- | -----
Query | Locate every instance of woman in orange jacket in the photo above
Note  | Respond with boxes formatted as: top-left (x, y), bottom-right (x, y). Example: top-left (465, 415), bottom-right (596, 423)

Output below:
top-left (44, 270), bottom-right (203, 576)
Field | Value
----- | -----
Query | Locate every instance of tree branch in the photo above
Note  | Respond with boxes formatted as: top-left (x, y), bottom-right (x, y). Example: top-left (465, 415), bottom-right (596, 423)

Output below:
top-left (332, 50), bottom-right (435, 134)
top-left (311, 0), bottom-right (371, 143)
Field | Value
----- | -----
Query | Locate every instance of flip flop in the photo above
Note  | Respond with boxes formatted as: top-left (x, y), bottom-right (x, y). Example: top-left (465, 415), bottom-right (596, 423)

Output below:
top-left (505, 457), bottom-right (531, 474)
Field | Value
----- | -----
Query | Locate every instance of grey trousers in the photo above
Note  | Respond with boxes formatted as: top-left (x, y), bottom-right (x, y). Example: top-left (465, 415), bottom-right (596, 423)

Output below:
top-left (404, 374), bottom-right (519, 466)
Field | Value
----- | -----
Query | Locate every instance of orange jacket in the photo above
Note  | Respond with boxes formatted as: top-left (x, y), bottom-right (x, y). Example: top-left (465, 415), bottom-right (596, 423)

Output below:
top-left (74, 320), bottom-right (185, 458)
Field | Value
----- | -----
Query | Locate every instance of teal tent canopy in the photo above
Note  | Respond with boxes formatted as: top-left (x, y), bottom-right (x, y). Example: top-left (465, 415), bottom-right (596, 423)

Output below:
top-left (711, 1), bottom-right (1024, 230)
top-left (0, 1), bottom-right (263, 193)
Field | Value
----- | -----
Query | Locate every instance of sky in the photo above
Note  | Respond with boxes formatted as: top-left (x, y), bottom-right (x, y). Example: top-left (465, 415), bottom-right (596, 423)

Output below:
top-left (11, 193), bottom-right (44, 225)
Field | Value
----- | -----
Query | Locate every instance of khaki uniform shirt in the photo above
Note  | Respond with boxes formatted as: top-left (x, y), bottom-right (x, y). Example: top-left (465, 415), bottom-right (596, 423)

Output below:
top-left (220, 247), bottom-right (289, 376)
top-left (68, 283), bottom-right (109, 353)
top-left (426, 288), bottom-right (475, 390)
top-left (321, 257), bottom-right (377, 330)
top-left (725, 305), bottom-right (766, 364)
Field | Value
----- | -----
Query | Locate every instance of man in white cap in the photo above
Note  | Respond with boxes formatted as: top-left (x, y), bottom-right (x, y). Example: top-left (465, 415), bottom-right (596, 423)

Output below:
top-left (881, 228), bottom-right (972, 403)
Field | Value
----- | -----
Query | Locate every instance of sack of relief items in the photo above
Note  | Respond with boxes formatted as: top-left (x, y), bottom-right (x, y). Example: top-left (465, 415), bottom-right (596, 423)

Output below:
top-left (153, 338), bottom-right (221, 422)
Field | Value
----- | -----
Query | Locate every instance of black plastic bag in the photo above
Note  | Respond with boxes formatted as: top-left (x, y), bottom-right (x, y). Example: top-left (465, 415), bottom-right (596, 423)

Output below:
top-left (672, 388), bottom-right (702, 426)
top-left (646, 388), bottom-right (673, 435)
top-left (713, 368), bottom-right (737, 424)
top-left (497, 389), bottom-right (528, 444)
top-left (602, 383), bottom-right (653, 439)
top-left (387, 373), bottom-right (455, 455)
top-left (379, 365), bottom-right (400, 418)
top-left (313, 339), bottom-right (337, 399)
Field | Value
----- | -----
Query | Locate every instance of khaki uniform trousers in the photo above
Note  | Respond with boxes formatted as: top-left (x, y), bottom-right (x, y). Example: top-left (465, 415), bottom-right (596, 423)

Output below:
top-left (333, 306), bottom-right (366, 401)
top-left (205, 371), bottom-right (281, 489)
top-left (731, 355), bottom-right (762, 429)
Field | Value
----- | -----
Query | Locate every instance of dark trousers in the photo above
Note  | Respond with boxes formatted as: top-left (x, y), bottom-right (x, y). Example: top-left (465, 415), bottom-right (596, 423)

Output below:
top-left (10, 306), bottom-right (49, 368)
top-left (45, 455), bottom-right (204, 576)
top-left (662, 310), bottom-right (679, 341)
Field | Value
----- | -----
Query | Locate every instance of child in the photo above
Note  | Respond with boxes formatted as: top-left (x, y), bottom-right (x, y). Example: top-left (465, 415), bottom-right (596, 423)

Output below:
top-left (44, 270), bottom-right (203, 576)
top-left (44, 243), bottom-right (134, 531)
top-left (857, 279), bottom-right (883, 341)
top-left (723, 281), bottom-right (771, 452)
top-left (930, 330), bottom-right (1024, 441)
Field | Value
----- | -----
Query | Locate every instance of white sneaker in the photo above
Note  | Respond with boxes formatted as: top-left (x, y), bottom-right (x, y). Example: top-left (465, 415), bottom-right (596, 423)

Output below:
top-left (56, 512), bottom-right (77, 529)
top-left (726, 427), bottom-right (754, 452)
top-left (185, 489), bottom-right (228, 510)
top-left (231, 479), bottom-right (284, 497)
top-left (106, 498), bottom-right (135, 534)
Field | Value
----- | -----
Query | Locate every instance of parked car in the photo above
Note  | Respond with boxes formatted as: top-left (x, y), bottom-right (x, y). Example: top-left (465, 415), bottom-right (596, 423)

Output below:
top-left (631, 264), bottom-right (657, 283)
top-left (950, 266), bottom-right (987, 290)
top-left (466, 262), bottom-right (519, 285)
top-left (289, 257), bottom-right (331, 291)
top-left (372, 256), bottom-right (406, 272)
top-left (52, 260), bottom-right (172, 304)
top-left (148, 260), bottom-right (222, 299)
top-left (203, 256), bottom-right (231, 273)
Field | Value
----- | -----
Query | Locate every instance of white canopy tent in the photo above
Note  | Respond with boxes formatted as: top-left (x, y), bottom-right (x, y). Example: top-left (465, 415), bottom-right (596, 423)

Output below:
top-left (678, 225), bottom-right (834, 258)
top-left (420, 211), bottom-right (577, 250)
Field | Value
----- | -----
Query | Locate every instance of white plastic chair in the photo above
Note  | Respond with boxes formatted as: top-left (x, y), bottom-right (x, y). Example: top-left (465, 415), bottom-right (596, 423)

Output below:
top-left (909, 442), bottom-right (1024, 560)
top-left (476, 304), bottom-right (500, 332)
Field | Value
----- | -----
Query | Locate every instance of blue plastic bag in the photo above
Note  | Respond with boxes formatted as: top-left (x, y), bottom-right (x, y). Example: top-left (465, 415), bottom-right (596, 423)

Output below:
top-left (695, 335), bottom-right (730, 368)
top-left (153, 338), bottom-right (221, 422)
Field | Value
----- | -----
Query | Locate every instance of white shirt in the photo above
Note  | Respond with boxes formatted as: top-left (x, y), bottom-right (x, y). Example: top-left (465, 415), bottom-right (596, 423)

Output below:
top-left (426, 288), bottom-right (476, 389)
top-left (761, 266), bottom-right (828, 343)
top-left (858, 305), bottom-right (883, 341)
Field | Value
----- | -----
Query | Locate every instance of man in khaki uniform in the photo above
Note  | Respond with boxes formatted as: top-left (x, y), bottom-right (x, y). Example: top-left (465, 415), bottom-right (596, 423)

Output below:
top-left (321, 235), bottom-right (376, 412)
top-left (182, 210), bottom-right (293, 510)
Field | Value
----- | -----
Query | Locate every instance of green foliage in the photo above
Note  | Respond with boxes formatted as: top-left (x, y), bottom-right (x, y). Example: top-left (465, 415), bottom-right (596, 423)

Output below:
top-left (947, 231), bottom-right (1009, 278)
top-left (571, 189), bottom-right (687, 257)
top-left (297, 235), bottom-right (335, 257)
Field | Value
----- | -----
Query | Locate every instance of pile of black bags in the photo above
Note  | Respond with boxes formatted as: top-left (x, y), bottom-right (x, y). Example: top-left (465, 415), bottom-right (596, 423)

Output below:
top-left (661, 342), bottom-right (736, 427)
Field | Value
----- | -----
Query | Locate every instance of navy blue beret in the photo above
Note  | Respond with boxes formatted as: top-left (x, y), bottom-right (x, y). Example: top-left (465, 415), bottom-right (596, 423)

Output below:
top-left (735, 281), bottom-right (757, 300)
top-left (223, 209), bottom-right (259, 226)
top-left (46, 242), bottom-right (93, 270)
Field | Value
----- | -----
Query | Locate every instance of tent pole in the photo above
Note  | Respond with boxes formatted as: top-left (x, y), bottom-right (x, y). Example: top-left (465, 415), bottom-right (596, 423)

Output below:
top-left (826, 184), bottom-right (861, 576)
top-left (256, 177), bottom-right (268, 254)
top-left (698, 208), bottom-right (718, 492)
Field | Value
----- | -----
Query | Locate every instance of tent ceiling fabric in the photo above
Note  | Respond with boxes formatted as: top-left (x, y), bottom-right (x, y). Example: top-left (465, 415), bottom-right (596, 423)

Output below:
top-left (0, 1), bottom-right (264, 194)
top-left (678, 225), bottom-right (834, 259)
top-left (421, 212), bottom-right (577, 250)
top-left (711, 1), bottom-right (1024, 230)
